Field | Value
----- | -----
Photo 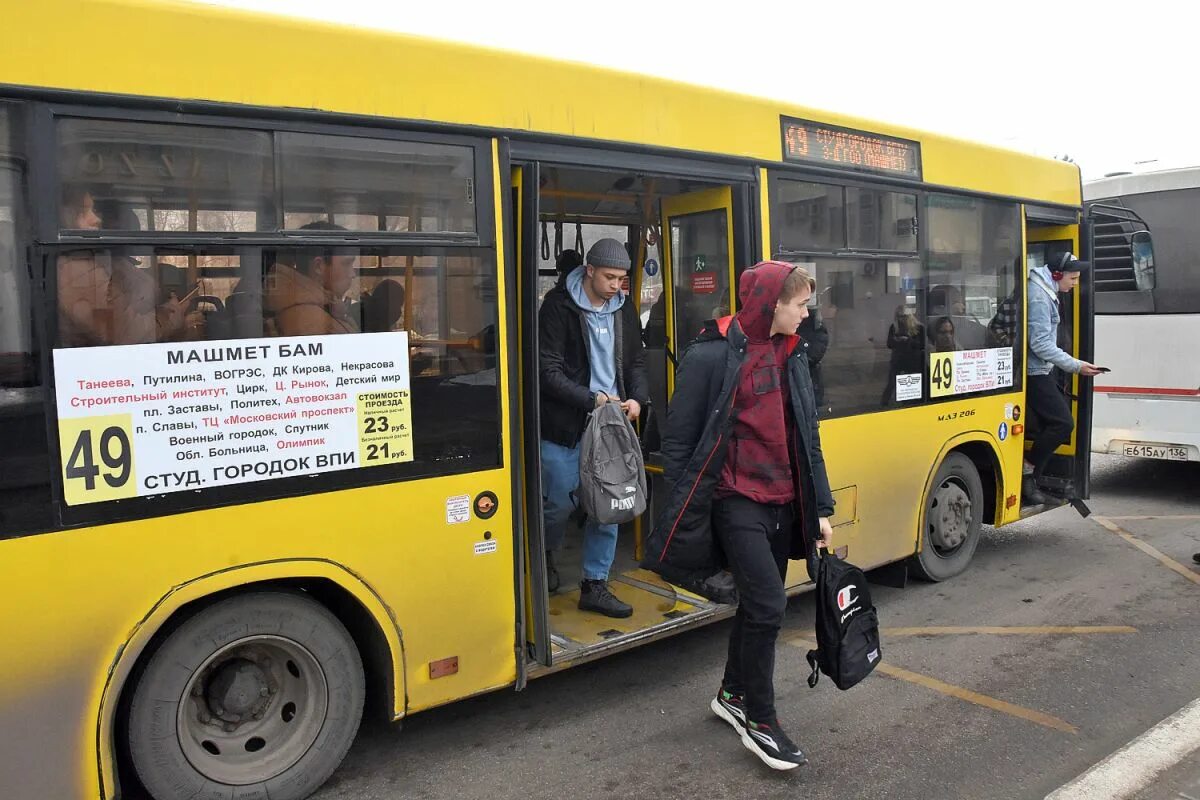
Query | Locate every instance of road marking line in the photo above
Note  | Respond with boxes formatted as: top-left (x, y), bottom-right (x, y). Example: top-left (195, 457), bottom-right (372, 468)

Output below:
top-left (884, 626), bottom-right (1137, 637)
top-left (1103, 515), bottom-right (1200, 521)
top-left (1044, 696), bottom-right (1200, 799)
top-left (1093, 516), bottom-right (1200, 587)
top-left (784, 637), bottom-right (1077, 734)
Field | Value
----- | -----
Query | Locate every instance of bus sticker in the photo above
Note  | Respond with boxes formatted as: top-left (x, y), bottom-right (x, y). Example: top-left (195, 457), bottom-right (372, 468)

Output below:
top-left (929, 347), bottom-right (1014, 398)
top-left (53, 332), bottom-right (413, 505)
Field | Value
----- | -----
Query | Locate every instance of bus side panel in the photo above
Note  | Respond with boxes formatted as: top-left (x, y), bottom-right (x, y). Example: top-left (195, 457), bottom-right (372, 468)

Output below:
top-left (0, 472), bottom-right (519, 800)
top-left (783, 393), bottom-right (1020, 586)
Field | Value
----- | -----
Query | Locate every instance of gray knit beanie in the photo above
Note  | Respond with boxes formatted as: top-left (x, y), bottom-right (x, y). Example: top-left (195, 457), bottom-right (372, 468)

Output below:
top-left (585, 238), bottom-right (631, 271)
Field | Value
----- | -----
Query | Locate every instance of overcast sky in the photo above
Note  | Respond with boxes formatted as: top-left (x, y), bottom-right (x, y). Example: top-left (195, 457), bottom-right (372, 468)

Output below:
top-left (200, 0), bottom-right (1194, 180)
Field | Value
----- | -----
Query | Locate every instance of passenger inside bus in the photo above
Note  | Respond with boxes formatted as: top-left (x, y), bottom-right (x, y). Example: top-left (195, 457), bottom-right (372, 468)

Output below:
top-left (881, 304), bottom-right (924, 406)
top-left (57, 190), bottom-right (189, 346)
top-left (264, 221), bottom-right (361, 336)
top-left (358, 278), bottom-right (406, 332)
top-left (928, 283), bottom-right (987, 349)
top-left (931, 316), bottom-right (959, 352)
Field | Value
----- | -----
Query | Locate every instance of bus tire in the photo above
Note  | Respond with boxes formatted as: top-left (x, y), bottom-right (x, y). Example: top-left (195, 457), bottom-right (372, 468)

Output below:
top-left (910, 452), bottom-right (984, 582)
top-left (127, 591), bottom-right (365, 800)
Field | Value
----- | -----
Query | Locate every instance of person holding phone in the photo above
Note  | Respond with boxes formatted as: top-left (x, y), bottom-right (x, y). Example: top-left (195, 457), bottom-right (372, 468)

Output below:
top-left (1023, 253), bottom-right (1104, 505)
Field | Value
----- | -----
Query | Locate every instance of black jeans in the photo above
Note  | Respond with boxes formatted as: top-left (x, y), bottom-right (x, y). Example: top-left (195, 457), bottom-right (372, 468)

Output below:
top-left (714, 494), bottom-right (793, 723)
top-left (1027, 373), bottom-right (1075, 478)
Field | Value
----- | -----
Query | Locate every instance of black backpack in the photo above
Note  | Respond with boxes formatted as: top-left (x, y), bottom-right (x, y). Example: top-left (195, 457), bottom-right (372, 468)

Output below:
top-left (806, 550), bottom-right (882, 690)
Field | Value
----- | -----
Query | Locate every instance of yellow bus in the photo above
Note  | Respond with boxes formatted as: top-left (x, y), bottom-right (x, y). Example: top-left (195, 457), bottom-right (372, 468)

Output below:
top-left (0, 2), bottom-right (1107, 798)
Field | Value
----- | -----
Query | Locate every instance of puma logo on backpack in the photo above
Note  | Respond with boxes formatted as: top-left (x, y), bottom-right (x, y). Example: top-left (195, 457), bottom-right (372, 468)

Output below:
top-left (578, 401), bottom-right (647, 525)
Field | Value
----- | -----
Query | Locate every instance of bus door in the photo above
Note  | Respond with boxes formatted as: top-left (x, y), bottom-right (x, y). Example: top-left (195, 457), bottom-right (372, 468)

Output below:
top-left (645, 186), bottom-right (737, 488)
top-left (513, 165), bottom-right (746, 670)
top-left (511, 162), bottom-right (552, 668)
top-left (1024, 210), bottom-right (1094, 508)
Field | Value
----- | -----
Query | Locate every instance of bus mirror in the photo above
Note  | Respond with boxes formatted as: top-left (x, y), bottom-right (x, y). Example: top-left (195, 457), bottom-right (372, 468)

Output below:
top-left (1131, 230), bottom-right (1156, 291)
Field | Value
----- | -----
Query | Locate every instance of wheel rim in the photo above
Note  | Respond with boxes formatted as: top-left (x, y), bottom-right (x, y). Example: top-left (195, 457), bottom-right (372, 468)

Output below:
top-left (927, 476), bottom-right (973, 556)
top-left (177, 635), bottom-right (328, 785)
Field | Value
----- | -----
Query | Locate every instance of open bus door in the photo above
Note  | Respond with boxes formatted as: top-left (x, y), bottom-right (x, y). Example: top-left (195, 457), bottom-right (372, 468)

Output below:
top-left (1023, 207), bottom-right (1097, 513)
top-left (512, 163), bottom-right (758, 672)
top-left (643, 186), bottom-right (738, 520)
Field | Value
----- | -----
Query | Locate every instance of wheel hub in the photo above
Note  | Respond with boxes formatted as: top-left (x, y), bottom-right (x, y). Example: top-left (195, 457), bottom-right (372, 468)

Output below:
top-left (204, 658), bottom-right (271, 723)
top-left (930, 481), bottom-right (972, 551)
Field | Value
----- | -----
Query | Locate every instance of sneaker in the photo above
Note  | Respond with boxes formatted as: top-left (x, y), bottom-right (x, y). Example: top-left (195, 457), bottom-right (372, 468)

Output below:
top-left (545, 551), bottom-right (560, 593)
top-left (710, 688), bottom-right (747, 733)
top-left (1193, 553), bottom-right (1199, 565)
top-left (1021, 475), bottom-right (1047, 506)
top-left (578, 579), bottom-right (633, 618)
top-left (741, 719), bottom-right (808, 770)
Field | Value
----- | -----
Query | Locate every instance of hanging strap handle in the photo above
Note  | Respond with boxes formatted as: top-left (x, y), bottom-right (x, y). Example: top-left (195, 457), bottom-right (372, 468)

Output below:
top-left (575, 221), bottom-right (584, 255)
top-left (806, 649), bottom-right (822, 688)
top-left (540, 221), bottom-right (550, 261)
top-left (554, 221), bottom-right (563, 258)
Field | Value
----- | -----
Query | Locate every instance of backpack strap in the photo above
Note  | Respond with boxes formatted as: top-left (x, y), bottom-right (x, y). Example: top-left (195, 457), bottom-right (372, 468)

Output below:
top-left (613, 306), bottom-right (627, 400)
top-left (806, 649), bottom-right (821, 688)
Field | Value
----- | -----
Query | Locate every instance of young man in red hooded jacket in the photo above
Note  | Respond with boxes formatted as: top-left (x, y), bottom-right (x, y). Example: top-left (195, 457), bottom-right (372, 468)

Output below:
top-left (643, 261), bottom-right (835, 770)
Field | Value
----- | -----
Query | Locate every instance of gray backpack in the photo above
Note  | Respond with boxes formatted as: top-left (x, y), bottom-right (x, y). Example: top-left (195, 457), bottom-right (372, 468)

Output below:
top-left (578, 401), bottom-right (647, 525)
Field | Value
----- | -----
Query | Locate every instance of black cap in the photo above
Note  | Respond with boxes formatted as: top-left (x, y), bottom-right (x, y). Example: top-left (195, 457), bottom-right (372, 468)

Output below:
top-left (1054, 253), bottom-right (1089, 273)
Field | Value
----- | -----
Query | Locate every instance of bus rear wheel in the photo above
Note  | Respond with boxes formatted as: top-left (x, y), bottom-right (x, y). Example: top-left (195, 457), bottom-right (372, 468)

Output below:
top-left (910, 452), bottom-right (984, 582)
top-left (127, 591), bottom-right (365, 800)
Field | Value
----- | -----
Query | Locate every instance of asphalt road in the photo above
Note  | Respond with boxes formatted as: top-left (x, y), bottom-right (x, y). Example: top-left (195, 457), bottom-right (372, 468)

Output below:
top-left (312, 454), bottom-right (1199, 800)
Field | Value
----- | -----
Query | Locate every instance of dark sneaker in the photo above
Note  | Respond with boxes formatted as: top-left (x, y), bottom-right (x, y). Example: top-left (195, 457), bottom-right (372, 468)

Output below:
top-left (546, 551), bottom-right (560, 593)
top-left (578, 580), bottom-right (633, 618)
top-left (710, 688), bottom-right (747, 733)
top-left (1193, 553), bottom-right (1200, 565)
top-left (741, 719), bottom-right (808, 770)
top-left (1021, 475), bottom-right (1047, 506)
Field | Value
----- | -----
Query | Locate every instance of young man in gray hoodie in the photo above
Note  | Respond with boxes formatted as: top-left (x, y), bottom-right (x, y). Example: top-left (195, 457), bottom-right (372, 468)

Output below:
top-left (538, 238), bottom-right (649, 617)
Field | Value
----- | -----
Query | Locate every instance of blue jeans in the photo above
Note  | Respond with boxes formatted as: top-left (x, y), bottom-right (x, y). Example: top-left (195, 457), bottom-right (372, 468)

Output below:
top-left (540, 439), bottom-right (619, 582)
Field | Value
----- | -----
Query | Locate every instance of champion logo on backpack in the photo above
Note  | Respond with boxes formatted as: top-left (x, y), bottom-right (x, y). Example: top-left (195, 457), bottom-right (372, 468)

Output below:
top-left (836, 585), bottom-right (858, 612)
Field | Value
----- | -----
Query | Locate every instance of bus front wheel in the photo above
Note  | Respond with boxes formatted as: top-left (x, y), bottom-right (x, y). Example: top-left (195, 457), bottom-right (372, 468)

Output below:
top-left (910, 452), bottom-right (984, 581)
top-left (127, 591), bottom-right (365, 800)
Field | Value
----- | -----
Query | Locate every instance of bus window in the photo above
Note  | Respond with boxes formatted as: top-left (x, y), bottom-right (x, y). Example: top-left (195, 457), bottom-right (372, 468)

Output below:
top-left (924, 195), bottom-right (1022, 378)
top-left (847, 187), bottom-right (918, 251)
top-left (279, 132), bottom-right (476, 235)
top-left (774, 179), bottom-right (922, 416)
top-left (0, 102), bottom-right (51, 538)
top-left (57, 118), bottom-right (274, 233)
top-left (776, 180), bottom-right (844, 252)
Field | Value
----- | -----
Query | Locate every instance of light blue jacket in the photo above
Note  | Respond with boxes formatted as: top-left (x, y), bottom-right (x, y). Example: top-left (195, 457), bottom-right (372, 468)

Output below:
top-left (1027, 265), bottom-right (1082, 376)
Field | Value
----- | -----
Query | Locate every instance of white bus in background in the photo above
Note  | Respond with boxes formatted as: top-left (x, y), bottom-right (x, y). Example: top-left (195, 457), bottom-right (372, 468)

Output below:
top-left (1084, 167), bottom-right (1200, 463)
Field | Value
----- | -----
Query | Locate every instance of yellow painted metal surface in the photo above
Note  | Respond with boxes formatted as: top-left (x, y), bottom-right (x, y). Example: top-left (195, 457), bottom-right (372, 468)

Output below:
top-left (548, 578), bottom-right (702, 647)
top-left (785, 394), bottom-right (1022, 586)
top-left (0, 143), bottom-right (519, 800)
top-left (1, 0), bottom-right (1079, 207)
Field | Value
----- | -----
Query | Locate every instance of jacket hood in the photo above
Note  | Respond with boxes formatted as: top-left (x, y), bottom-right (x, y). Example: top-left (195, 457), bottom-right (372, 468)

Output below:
top-left (734, 260), bottom-right (797, 342)
top-left (566, 265), bottom-right (626, 314)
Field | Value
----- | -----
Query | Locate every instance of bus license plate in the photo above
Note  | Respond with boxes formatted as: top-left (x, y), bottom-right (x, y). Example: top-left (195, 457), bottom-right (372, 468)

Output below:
top-left (1121, 443), bottom-right (1189, 461)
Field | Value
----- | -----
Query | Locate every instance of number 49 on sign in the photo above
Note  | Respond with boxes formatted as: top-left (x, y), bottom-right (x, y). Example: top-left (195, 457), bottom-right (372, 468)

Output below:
top-left (58, 414), bottom-right (138, 505)
top-left (930, 353), bottom-right (956, 398)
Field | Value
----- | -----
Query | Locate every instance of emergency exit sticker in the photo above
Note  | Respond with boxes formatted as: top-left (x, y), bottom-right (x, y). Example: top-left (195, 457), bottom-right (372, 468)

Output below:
top-left (446, 494), bottom-right (470, 524)
top-left (691, 273), bottom-right (718, 294)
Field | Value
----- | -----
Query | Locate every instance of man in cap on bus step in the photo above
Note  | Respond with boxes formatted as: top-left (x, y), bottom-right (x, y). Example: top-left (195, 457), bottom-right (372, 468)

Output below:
top-left (1023, 253), bottom-right (1104, 505)
top-left (538, 237), bottom-right (649, 617)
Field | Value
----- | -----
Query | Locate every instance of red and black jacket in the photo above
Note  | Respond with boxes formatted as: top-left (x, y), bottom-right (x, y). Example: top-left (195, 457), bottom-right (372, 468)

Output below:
top-left (642, 315), bottom-right (835, 595)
